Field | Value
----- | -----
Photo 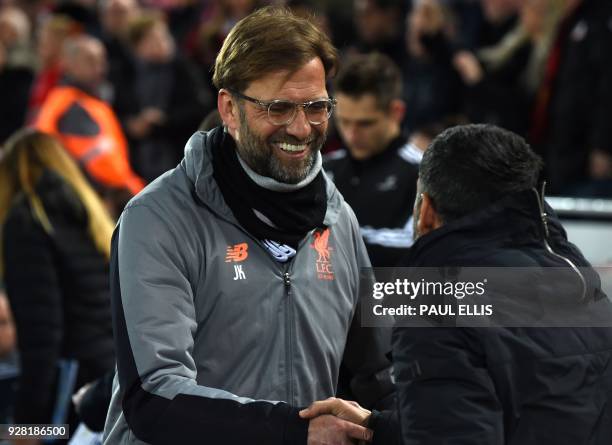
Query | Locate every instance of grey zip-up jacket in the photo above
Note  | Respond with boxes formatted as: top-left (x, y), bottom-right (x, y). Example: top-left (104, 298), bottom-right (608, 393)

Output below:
top-left (103, 129), bottom-right (393, 444)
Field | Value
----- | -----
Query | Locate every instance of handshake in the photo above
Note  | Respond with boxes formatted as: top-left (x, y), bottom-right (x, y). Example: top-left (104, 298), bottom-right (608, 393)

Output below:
top-left (300, 397), bottom-right (374, 445)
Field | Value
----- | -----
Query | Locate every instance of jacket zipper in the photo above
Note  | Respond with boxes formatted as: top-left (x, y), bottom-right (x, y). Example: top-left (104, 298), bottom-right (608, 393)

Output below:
top-left (283, 270), bottom-right (295, 404)
top-left (532, 184), bottom-right (587, 301)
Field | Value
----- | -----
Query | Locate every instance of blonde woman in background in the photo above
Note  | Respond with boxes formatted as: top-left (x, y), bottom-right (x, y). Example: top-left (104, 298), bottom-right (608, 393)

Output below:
top-left (450, 0), bottom-right (566, 136)
top-left (477, 0), bottom-right (566, 92)
top-left (0, 130), bottom-right (115, 444)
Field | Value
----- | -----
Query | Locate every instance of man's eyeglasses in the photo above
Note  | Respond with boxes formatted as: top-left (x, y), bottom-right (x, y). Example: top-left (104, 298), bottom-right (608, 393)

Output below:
top-left (228, 89), bottom-right (336, 126)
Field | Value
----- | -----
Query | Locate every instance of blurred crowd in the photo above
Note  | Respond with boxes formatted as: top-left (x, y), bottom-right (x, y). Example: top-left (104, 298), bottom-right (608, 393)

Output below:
top-left (0, 0), bottom-right (610, 199)
top-left (0, 0), bottom-right (612, 440)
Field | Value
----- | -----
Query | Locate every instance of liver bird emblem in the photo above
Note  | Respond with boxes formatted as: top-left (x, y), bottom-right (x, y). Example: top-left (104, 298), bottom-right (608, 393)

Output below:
top-left (312, 228), bottom-right (331, 262)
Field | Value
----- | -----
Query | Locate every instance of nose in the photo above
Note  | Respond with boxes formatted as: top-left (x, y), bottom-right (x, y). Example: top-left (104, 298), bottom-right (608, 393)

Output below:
top-left (285, 106), bottom-right (312, 141)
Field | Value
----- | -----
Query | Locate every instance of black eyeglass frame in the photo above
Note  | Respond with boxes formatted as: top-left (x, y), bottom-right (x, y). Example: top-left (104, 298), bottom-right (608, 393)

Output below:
top-left (227, 89), bottom-right (337, 126)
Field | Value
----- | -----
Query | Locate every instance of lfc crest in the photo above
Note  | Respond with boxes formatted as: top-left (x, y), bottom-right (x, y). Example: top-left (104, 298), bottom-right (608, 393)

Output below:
top-left (311, 228), bottom-right (334, 281)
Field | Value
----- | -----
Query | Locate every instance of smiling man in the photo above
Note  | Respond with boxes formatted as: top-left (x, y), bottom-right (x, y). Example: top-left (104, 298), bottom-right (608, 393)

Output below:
top-left (103, 7), bottom-right (394, 445)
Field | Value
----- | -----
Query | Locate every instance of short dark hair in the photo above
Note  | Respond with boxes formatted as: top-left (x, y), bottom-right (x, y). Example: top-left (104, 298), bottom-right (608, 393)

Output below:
top-left (420, 124), bottom-right (544, 222)
top-left (213, 6), bottom-right (338, 92)
top-left (333, 52), bottom-right (402, 110)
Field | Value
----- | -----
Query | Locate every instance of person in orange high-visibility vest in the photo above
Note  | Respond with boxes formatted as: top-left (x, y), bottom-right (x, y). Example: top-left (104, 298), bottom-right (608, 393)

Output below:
top-left (35, 35), bottom-right (144, 196)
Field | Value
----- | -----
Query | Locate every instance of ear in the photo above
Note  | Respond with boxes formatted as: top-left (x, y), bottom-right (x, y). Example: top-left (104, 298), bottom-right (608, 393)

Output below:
top-left (388, 98), bottom-right (406, 124)
top-left (416, 192), bottom-right (443, 237)
top-left (217, 89), bottom-right (240, 136)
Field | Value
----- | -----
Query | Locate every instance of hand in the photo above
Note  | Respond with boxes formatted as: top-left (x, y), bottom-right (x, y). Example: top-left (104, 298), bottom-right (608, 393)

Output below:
top-left (141, 107), bottom-right (165, 125)
top-left (453, 51), bottom-right (484, 86)
top-left (589, 149), bottom-right (612, 179)
top-left (418, 0), bottom-right (445, 35)
top-left (306, 414), bottom-right (372, 445)
top-left (127, 108), bottom-right (165, 138)
top-left (301, 397), bottom-right (371, 427)
top-left (127, 115), bottom-right (151, 139)
top-left (72, 381), bottom-right (93, 409)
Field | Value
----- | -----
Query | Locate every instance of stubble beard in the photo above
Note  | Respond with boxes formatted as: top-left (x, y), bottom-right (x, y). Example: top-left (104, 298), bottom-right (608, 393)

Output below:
top-left (235, 107), bottom-right (326, 184)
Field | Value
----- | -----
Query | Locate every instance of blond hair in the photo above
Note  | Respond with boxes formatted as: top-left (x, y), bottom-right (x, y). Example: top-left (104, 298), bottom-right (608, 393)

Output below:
top-left (0, 130), bottom-right (114, 276)
top-left (478, 0), bottom-right (565, 92)
top-left (212, 6), bottom-right (338, 92)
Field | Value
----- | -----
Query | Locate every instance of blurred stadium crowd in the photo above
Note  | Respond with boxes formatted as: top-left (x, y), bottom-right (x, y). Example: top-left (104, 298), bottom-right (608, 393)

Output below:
top-left (0, 0), bottom-right (611, 198)
top-left (1, 0), bottom-right (612, 442)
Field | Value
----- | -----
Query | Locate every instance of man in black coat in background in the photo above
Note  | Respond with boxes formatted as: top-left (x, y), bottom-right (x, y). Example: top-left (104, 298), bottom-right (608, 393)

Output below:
top-left (301, 124), bottom-right (612, 444)
top-left (324, 52), bottom-right (420, 269)
top-left (530, 0), bottom-right (612, 196)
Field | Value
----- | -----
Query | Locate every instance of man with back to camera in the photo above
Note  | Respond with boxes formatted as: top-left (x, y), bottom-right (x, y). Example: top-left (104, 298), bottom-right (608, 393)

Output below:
top-left (324, 52), bottom-right (420, 269)
top-left (301, 124), bottom-right (612, 444)
top-left (103, 6), bottom-right (394, 445)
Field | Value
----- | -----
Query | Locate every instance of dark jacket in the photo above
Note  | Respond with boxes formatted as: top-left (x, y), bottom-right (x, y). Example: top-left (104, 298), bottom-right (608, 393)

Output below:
top-left (370, 189), bottom-right (612, 445)
top-left (3, 171), bottom-right (115, 425)
top-left (114, 55), bottom-right (210, 182)
top-left (0, 65), bottom-right (34, 143)
top-left (324, 136), bottom-right (421, 269)
top-left (463, 42), bottom-right (533, 137)
top-left (532, 0), bottom-right (612, 194)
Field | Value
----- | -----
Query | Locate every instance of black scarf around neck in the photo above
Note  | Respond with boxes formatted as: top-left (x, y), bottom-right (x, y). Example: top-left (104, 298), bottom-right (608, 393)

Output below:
top-left (212, 130), bottom-right (327, 248)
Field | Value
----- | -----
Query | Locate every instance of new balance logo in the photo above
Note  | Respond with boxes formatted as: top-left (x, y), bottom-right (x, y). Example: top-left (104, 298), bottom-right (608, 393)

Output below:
top-left (233, 264), bottom-right (246, 280)
top-left (225, 243), bottom-right (248, 262)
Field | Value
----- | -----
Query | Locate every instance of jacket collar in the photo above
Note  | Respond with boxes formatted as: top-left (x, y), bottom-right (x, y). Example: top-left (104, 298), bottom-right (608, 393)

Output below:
top-left (182, 126), bottom-right (344, 227)
top-left (403, 188), bottom-right (604, 303)
top-left (405, 189), bottom-right (560, 267)
top-left (60, 76), bottom-right (101, 99)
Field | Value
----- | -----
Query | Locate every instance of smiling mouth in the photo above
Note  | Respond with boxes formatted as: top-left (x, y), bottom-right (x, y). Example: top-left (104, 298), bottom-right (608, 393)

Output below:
top-left (274, 141), bottom-right (311, 153)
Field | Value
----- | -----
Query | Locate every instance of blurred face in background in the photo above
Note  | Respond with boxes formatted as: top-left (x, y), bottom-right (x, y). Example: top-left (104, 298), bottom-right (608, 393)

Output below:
top-left (406, 0), bottom-right (446, 57)
top-left (354, 0), bottom-right (401, 44)
top-left (0, 7), bottom-right (30, 49)
top-left (135, 21), bottom-right (174, 64)
top-left (521, 0), bottom-right (568, 39)
top-left (101, 0), bottom-right (139, 37)
top-left (335, 93), bottom-right (404, 161)
top-left (0, 14), bottom-right (16, 48)
top-left (38, 19), bottom-right (73, 67)
top-left (64, 38), bottom-right (108, 89)
top-left (480, 0), bottom-right (523, 23)
top-left (221, 0), bottom-right (256, 19)
top-left (521, 0), bottom-right (548, 38)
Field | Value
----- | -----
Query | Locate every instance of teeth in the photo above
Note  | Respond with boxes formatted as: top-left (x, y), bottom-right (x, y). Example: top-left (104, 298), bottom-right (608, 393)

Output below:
top-left (278, 142), bottom-right (307, 152)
